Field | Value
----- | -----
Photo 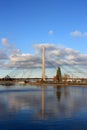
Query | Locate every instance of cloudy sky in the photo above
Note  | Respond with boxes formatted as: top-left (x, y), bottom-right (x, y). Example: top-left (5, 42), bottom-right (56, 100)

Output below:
top-left (0, 0), bottom-right (87, 78)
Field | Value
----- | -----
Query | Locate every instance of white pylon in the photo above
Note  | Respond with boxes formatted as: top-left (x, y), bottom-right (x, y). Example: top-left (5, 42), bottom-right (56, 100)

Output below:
top-left (42, 46), bottom-right (45, 81)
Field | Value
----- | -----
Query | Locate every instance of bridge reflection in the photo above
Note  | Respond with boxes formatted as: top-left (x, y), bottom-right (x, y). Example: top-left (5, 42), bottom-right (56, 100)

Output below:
top-left (41, 86), bottom-right (45, 119)
top-left (0, 85), bottom-right (87, 120)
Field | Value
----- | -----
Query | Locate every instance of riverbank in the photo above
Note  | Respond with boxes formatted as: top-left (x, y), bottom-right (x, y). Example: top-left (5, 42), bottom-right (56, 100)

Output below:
top-left (0, 80), bottom-right (87, 87)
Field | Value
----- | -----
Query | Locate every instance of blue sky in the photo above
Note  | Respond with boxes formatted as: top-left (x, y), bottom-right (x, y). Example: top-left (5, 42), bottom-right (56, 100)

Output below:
top-left (0, 0), bottom-right (87, 78)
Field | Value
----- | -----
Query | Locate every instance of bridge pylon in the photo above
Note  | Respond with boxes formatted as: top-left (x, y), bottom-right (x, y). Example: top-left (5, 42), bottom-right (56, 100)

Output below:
top-left (42, 46), bottom-right (45, 81)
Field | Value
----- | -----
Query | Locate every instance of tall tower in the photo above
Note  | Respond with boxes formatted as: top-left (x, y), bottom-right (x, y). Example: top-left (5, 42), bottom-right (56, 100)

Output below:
top-left (42, 46), bottom-right (45, 81)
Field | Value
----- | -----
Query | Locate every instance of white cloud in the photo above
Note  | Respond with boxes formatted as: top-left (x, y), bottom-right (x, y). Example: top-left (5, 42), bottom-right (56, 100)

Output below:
top-left (48, 30), bottom-right (54, 35)
top-left (70, 30), bottom-right (82, 37)
top-left (33, 43), bottom-right (87, 66)
top-left (70, 30), bottom-right (87, 37)
top-left (3, 42), bottom-right (87, 68)
top-left (0, 49), bottom-right (8, 59)
top-left (0, 38), bottom-right (87, 77)
top-left (1, 38), bottom-right (9, 46)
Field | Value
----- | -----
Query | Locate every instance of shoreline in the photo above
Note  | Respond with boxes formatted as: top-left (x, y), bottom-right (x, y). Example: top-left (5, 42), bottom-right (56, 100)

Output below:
top-left (0, 80), bottom-right (87, 87)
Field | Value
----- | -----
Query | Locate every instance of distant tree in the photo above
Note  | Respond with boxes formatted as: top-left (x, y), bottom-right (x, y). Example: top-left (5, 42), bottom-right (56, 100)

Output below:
top-left (5, 75), bottom-right (11, 79)
top-left (56, 66), bottom-right (62, 82)
top-left (4, 75), bottom-right (11, 80)
top-left (56, 85), bottom-right (61, 101)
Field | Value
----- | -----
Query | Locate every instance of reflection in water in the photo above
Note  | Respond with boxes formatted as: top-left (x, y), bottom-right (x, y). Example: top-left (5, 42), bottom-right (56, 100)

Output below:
top-left (41, 86), bottom-right (45, 119)
top-left (56, 85), bottom-right (62, 102)
top-left (0, 85), bottom-right (87, 129)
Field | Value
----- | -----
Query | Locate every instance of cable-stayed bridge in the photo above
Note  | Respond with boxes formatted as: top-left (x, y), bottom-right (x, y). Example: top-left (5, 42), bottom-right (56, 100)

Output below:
top-left (0, 46), bottom-right (87, 85)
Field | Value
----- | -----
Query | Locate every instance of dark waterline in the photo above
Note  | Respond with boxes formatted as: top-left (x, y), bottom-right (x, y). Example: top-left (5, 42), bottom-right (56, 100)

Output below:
top-left (0, 85), bottom-right (87, 130)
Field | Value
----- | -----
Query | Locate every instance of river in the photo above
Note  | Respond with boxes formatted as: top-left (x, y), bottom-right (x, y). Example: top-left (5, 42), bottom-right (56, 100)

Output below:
top-left (0, 84), bottom-right (87, 130)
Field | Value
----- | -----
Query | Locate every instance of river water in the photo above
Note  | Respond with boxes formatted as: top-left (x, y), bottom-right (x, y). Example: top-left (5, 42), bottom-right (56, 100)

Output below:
top-left (0, 84), bottom-right (87, 130)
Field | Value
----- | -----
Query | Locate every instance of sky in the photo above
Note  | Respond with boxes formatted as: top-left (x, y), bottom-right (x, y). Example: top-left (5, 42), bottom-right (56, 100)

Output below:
top-left (0, 0), bottom-right (87, 78)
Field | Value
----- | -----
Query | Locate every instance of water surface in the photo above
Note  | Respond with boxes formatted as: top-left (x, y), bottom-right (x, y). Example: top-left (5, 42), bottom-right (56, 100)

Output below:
top-left (0, 85), bottom-right (87, 130)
